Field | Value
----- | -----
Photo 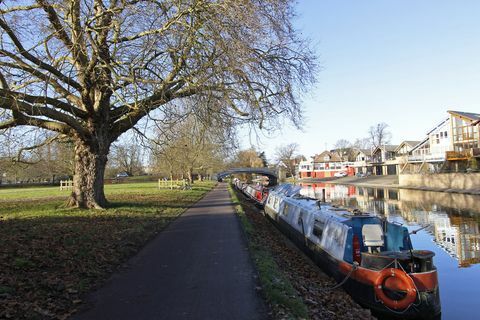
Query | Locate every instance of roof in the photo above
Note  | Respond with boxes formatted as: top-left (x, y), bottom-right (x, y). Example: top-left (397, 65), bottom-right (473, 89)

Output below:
top-left (410, 138), bottom-right (429, 152)
top-left (426, 117), bottom-right (449, 135)
top-left (473, 119), bottom-right (480, 126)
top-left (383, 145), bottom-right (399, 152)
top-left (312, 150), bottom-right (342, 162)
top-left (395, 140), bottom-right (422, 152)
top-left (372, 145), bottom-right (399, 154)
top-left (448, 110), bottom-right (480, 122)
top-left (355, 148), bottom-right (372, 156)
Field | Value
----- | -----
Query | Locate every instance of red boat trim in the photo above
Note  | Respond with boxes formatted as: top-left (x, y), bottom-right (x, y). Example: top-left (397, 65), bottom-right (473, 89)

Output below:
top-left (339, 261), bottom-right (438, 292)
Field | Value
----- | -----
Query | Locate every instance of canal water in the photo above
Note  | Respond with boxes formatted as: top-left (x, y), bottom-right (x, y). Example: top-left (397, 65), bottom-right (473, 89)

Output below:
top-left (299, 183), bottom-right (480, 320)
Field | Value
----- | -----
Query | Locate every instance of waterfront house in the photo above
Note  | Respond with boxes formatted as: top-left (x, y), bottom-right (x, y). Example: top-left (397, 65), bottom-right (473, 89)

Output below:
top-left (405, 117), bottom-right (452, 173)
top-left (353, 149), bottom-right (373, 175)
top-left (473, 119), bottom-right (480, 156)
top-left (312, 150), bottom-right (353, 178)
top-left (447, 110), bottom-right (480, 160)
top-left (396, 141), bottom-right (421, 156)
top-left (298, 150), bottom-right (355, 179)
top-left (395, 141), bottom-right (421, 172)
top-left (370, 145), bottom-right (399, 175)
top-left (298, 158), bottom-right (314, 178)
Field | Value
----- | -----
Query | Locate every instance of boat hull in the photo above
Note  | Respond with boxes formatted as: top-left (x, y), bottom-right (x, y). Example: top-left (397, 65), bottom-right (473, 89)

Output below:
top-left (264, 205), bottom-right (441, 319)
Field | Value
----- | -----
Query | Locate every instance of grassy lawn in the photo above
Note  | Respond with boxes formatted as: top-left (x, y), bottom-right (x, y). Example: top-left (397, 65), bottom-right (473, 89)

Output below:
top-left (0, 181), bottom-right (216, 319)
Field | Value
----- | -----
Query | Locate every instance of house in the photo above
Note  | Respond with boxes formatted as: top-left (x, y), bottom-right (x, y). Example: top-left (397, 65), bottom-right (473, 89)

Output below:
top-left (396, 141), bottom-right (421, 156)
top-left (298, 158), bottom-right (314, 179)
top-left (353, 149), bottom-right (373, 175)
top-left (370, 145), bottom-right (399, 175)
top-left (473, 119), bottom-right (480, 156)
top-left (405, 117), bottom-right (451, 173)
top-left (313, 150), bottom-right (354, 178)
top-left (298, 150), bottom-right (355, 179)
top-left (403, 110), bottom-right (480, 173)
top-left (447, 110), bottom-right (480, 160)
top-left (395, 141), bottom-right (421, 173)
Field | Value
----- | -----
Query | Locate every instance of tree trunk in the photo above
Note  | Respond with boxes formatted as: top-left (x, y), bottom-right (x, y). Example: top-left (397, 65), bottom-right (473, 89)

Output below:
top-left (69, 140), bottom-right (109, 209)
top-left (187, 169), bottom-right (193, 184)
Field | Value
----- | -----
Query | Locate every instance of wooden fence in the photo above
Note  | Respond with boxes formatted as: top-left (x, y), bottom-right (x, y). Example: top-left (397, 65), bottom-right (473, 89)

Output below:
top-left (59, 180), bottom-right (74, 191)
top-left (158, 179), bottom-right (187, 190)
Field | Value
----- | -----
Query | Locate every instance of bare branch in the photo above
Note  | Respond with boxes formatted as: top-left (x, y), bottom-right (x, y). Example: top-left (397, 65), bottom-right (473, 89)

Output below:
top-left (0, 18), bottom-right (82, 90)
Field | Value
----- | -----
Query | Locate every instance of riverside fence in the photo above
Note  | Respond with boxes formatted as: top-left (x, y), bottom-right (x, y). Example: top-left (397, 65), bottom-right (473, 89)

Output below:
top-left (59, 180), bottom-right (74, 191)
top-left (158, 179), bottom-right (189, 190)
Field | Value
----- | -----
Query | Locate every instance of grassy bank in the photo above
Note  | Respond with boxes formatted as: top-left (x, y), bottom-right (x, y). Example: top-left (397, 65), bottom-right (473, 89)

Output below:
top-left (0, 181), bottom-right (215, 319)
top-left (228, 185), bottom-right (308, 319)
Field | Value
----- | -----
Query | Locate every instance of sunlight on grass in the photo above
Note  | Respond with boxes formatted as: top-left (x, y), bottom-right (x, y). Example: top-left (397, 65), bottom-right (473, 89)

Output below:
top-left (0, 181), bottom-right (216, 319)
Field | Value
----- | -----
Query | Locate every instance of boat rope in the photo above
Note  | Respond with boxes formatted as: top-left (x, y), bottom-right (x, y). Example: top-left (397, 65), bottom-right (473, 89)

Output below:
top-left (320, 261), bottom-right (359, 291)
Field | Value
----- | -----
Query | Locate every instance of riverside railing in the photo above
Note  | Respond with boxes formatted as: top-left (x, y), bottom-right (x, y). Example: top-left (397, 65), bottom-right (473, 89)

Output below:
top-left (158, 179), bottom-right (188, 190)
top-left (59, 180), bottom-right (74, 190)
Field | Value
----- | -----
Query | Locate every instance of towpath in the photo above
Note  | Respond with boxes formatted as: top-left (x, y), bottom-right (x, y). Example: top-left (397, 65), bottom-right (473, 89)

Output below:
top-left (72, 183), bottom-right (267, 320)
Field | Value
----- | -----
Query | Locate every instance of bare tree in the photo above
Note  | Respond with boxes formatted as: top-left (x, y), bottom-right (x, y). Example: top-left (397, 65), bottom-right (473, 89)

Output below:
top-left (333, 139), bottom-right (355, 161)
top-left (0, 1), bottom-right (316, 208)
top-left (368, 123), bottom-right (391, 148)
top-left (234, 148), bottom-right (265, 168)
top-left (353, 137), bottom-right (372, 150)
top-left (110, 141), bottom-right (143, 176)
top-left (274, 142), bottom-right (299, 177)
top-left (151, 110), bottom-right (234, 183)
top-left (0, 129), bottom-right (74, 183)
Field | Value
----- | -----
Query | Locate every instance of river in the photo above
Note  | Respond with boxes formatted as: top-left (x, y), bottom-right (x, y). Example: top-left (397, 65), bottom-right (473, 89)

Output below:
top-left (298, 183), bottom-right (480, 320)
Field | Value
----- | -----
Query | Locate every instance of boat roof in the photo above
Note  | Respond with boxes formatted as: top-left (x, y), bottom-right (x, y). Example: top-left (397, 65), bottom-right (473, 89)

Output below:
top-left (273, 184), bottom-right (369, 223)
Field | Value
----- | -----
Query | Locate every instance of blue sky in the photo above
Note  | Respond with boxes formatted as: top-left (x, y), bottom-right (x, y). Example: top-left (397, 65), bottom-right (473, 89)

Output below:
top-left (240, 0), bottom-right (480, 160)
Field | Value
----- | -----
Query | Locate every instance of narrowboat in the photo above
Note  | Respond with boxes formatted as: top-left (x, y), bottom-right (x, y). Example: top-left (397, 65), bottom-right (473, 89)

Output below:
top-left (233, 178), bottom-right (269, 206)
top-left (262, 184), bottom-right (441, 319)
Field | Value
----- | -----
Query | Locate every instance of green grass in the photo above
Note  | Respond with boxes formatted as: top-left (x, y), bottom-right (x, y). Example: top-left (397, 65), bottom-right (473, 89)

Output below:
top-left (228, 185), bottom-right (308, 319)
top-left (0, 181), bottom-right (216, 319)
top-left (0, 180), bottom-right (185, 201)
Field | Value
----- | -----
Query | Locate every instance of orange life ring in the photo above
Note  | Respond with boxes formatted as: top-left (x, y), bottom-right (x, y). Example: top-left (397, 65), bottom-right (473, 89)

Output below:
top-left (373, 268), bottom-right (417, 310)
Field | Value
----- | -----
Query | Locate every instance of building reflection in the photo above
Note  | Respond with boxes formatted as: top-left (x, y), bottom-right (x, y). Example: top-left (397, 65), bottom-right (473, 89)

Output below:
top-left (298, 183), bottom-right (480, 267)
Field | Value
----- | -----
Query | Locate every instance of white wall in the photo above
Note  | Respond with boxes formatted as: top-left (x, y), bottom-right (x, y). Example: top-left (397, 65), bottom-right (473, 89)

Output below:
top-left (429, 118), bottom-right (452, 156)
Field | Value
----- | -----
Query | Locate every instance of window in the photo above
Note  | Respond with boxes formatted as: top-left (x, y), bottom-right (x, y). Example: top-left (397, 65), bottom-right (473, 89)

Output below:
top-left (444, 131), bottom-right (448, 138)
top-left (440, 132), bottom-right (443, 138)
top-left (313, 220), bottom-right (325, 238)
top-left (297, 212), bottom-right (304, 226)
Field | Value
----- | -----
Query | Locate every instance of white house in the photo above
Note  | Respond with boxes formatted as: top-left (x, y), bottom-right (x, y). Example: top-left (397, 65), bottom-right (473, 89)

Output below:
top-left (406, 117), bottom-right (452, 173)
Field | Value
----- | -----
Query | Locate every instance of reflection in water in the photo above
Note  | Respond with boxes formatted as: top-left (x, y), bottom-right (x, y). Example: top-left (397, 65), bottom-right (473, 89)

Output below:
top-left (298, 183), bottom-right (480, 268)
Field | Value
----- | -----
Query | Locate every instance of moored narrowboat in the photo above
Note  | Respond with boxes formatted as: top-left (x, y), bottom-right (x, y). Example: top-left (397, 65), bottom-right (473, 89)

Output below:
top-left (263, 184), bottom-right (441, 319)
top-left (233, 178), bottom-right (269, 206)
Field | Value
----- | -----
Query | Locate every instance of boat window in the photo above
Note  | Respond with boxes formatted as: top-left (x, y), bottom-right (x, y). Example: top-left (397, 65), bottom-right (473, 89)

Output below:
top-left (283, 203), bottom-right (290, 216)
top-left (313, 220), bottom-right (324, 238)
top-left (297, 211), bottom-right (305, 226)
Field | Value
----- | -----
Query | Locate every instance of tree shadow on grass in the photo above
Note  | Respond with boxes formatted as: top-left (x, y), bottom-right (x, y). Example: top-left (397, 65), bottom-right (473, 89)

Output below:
top-left (0, 213), bottom-right (179, 320)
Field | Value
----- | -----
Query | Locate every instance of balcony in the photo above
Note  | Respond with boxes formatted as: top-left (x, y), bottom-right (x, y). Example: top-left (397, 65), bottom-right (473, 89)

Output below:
top-left (446, 151), bottom-right (469, 161)
top-left (408, 154), bottom-right (446, 163)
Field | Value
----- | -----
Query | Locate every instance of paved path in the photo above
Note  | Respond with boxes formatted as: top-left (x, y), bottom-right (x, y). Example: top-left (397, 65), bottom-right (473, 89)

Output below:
top-left (73, 183), bottom-right (267, 320)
